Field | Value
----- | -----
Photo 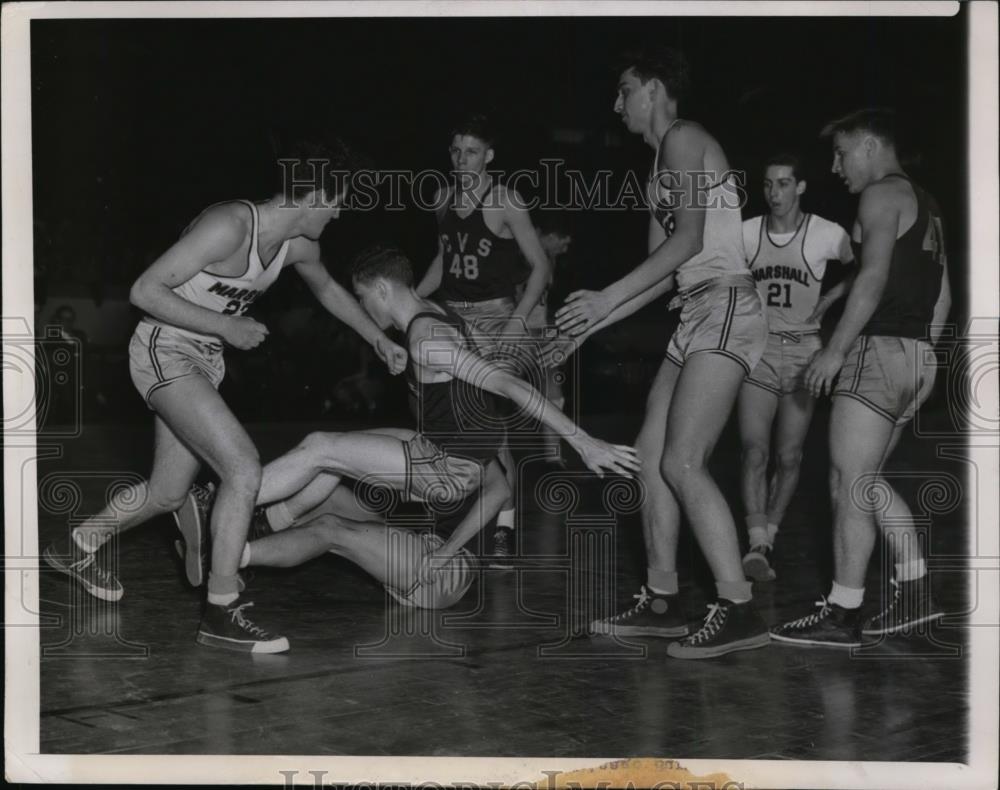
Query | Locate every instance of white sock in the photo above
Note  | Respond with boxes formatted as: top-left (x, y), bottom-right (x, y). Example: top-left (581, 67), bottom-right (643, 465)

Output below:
top-left (73, 527), bottom-right (111, 553)
top-left (767, 522), bottom-right (780, 543)
top-left (895, 559), bottom-right (927, 582)
top-left (239, 544), bottom-right (251, 569)
top-left (748, 526), bottom-right (772, 549)
top-left (266, 502), bottom-right (295, 531)
top-left (497, 509), bottom-right (515, 529)
top-left (828, 581), bottom-right (865, 610)
top-left (207, 590), bottom-right (239, 606)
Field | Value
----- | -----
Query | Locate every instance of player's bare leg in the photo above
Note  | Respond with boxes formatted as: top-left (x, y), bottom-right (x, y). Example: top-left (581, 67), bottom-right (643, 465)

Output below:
top-left (737, 382), bottom-right (779, 580)
top-left (662, 353), bottom-right (770, 659)
top-left (589, 357), bottom-right (686, 638)
top-left (43, 414), bottom-right (202, 601)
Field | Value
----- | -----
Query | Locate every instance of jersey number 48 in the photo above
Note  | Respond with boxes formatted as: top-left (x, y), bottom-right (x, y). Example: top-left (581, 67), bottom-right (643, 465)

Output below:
top-left (449, 255), bottom-right (480, 280)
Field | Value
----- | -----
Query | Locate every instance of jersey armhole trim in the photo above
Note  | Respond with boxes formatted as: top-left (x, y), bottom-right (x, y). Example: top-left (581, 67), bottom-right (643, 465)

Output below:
top-left (200, 200), bottom-right (254, 281)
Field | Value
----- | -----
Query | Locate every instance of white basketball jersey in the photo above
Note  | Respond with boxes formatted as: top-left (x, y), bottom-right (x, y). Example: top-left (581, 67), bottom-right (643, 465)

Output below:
top-left (648, 126), bottom-right (748, 291)
top-left (745, 213), bottom-right (852, 332)
top-left (152, 200), bottom-right (290, 343)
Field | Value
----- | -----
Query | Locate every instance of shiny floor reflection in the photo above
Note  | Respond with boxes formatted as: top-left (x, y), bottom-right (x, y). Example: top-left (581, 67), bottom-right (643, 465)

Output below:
top-left (38, 412), bottom-right (970, 759)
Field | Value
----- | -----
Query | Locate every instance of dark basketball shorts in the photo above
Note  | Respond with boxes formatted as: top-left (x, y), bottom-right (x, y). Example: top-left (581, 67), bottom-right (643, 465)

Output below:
top-left (384, 533), bottom-right (476, 610)
top-left (445, 296), bottom-right (541, 379)
top-left (665, 274), bottom-right (767, 375)
top-left (745, 331), bottom-right (822, 395)
top-left (833, 335), bottom-right (936, 426)
top-left (128, 320), bottom-right (225, 407)
top-left (403, 433), bottom-right (484, 506)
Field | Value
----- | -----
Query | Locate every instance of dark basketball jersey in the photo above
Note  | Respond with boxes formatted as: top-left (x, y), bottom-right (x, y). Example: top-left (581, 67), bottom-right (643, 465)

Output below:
top-left (436, 187), bottom-right (522, 302)
top-left (404, 306), bottom-right (505, 464)
top-left (861, 178), bottom-right (946, 339)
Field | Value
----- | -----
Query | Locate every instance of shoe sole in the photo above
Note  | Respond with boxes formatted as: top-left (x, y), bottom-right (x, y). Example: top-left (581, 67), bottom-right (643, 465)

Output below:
top-left (589, 624), bottom-right (690, 638)
top-left (172, 493), bottom-right (205, 587)
top-left (742, 555), bottom-right (776, 583)
top-left (769, 632), bottom-right (861, 647)
top-left (43, 546), bottom-right (124, 602)
top-left (487, 558), bottom-right (515, 570)
top-left (666, 631), bottom-right (770, 659)
top-left (861, 611), bottom-right (945, 636)
top-left (196, 632), bottom-right (289, 654)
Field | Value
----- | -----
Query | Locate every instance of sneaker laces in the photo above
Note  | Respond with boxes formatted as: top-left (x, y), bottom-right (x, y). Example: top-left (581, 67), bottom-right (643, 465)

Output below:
top-left (68, 551), bottom-right (118, 587)
top-left (228, 602), bottom-right (272, 639)
top-left (68, 552), bottom-right (96, 573)
top-left (684, 603), bottom-right (727, 645)
top-left (193, 483), bottom-right (216, 510)
top-left (870, 579), bottom-right (902, 623)
top-left (784, 597), bottom-right (832, 629)
top-left (610, 586), bottom-right (652, 622)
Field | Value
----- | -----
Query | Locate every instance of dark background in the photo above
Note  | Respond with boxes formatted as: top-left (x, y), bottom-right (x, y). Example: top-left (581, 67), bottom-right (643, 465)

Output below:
top-left (29, 11), bottom-right (969, 425)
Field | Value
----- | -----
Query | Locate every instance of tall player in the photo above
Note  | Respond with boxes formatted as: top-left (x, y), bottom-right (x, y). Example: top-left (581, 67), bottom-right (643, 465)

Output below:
top-left (739, 153), bottom-right (854, 582)
top-left (43, 141), bottom-right (407, 654)
top-left (555, 46), bottom-right (770, 659)
top-left (771, 109), bottom-right (951, 646)
top-left (416, 114), bottom-right (552, 563)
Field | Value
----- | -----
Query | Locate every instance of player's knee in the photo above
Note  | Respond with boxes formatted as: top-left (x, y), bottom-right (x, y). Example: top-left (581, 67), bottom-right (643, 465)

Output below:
top-left (146, 485), bottom-right (188, 514)
top-left (309, 515), bottom-right (348, 548)
top-left (300, 431), bottom-right (342, 464)
top-left (828, 463), bottom-right (851, 497)
top-left (220, 456), bottom-right (262, 498)
top-left (659, 447), bottom-right (708, 488)
top-left (776, 447), bottom-right (803, 474)
top-left (741, 444), bottom-right (769, 472)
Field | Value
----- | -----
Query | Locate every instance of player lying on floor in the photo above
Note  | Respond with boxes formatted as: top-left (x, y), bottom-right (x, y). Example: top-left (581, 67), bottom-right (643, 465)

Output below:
top-left (175, 243), bottom-right (639, 647)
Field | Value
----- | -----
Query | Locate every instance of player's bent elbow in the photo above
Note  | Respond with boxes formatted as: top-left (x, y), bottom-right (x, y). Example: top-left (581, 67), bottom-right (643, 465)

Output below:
top-left (129, 278), bottom-right (154, 311)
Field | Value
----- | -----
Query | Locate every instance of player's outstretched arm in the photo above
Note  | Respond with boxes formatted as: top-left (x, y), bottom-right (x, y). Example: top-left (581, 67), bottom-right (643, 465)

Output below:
top-left (411, 318), bottom-right (640, 479)
top-left (292, 243), bottom-right (407, 374)
top-left (429, 458), bottom-right (510, 566)
top-left (416, 188), bottom-right (448, 298)
top-left (416, 244), bottom-right (444, 298)
top-left (129, 205), bottom-right (267, 349)
top-left (554, 126), bottom-right (706, 336)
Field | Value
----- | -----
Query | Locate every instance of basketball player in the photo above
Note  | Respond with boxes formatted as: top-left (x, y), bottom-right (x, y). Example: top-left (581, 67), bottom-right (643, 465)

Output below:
top-left (739, 154), bottom-right (854, 582)
top-left (555, 46), bottom-right (770, 658)
top-left (180, 244), bottom-right (638, 601)
top-left (415, 114), bottom-right (552, 564)
top-left (771, 109), bottom-right (951, 646)
top-left (188, 455), bottom-right (512, 613)
top-left (43, 141), bottom-right (407, 654)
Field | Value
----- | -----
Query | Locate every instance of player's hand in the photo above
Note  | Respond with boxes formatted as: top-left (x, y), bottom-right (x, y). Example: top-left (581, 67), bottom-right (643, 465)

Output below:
top-left (805, 302), bottom-right (829, 326)
top-left (375, 336), bottom-right (408, 375)
top-left (539, 332), bottom-right (583, 369)
top-left (555, 290), bottom-right (613, 337)
top-left (222, 316), bottom-right (269, 350)
top-left (414, 548), bottom-right (452, 588)
top-left (568, 434), bottom-right (641, 478)
top-left (804, 346), bottom-right (844, 398)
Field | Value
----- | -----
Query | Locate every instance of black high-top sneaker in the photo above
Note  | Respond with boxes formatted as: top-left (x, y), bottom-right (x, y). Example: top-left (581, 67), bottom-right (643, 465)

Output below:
top-left (197, 597), bottom-right (289, 653)
top-left (862, 577), bottom-right (945, 636)
top-left (172, 483), bottom-right (215, 586)
top-left (666, 599), bottom-right (770, 658)
top-left (770, 598), bottom-right (862, 647)
top-left (589, 585), bottom-right (689, 638)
